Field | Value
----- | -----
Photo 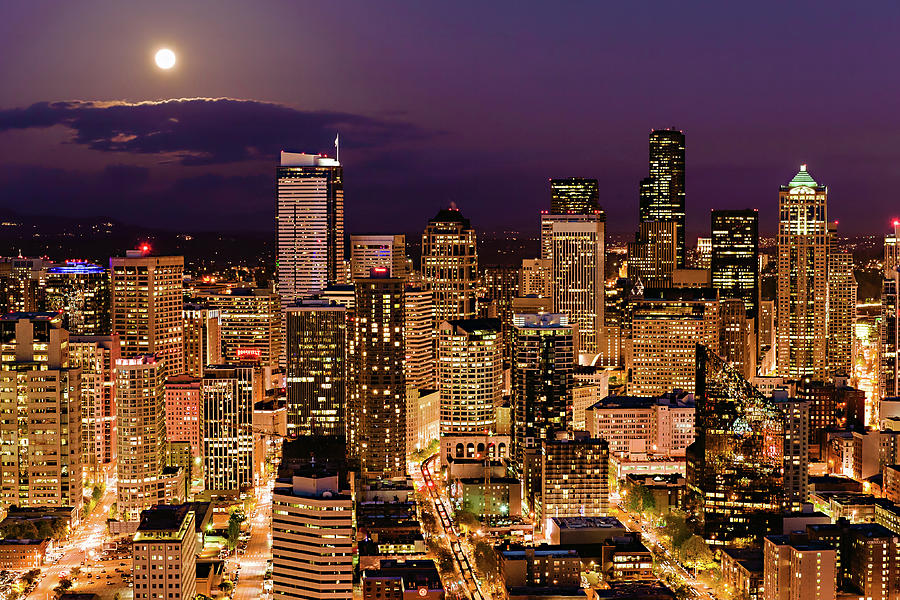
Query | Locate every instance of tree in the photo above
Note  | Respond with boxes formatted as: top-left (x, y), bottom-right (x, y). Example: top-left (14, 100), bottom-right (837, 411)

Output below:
top-left (680, 535), bottom-right (716, 575)
top-left (660, 512), bottom-right (691, 548)
top-left (226, 510), bottom-right (245, 550)
top-left (54, 578), bottom-right (73, 594)
top-left (420, 510), bottom-right (439, 536)
top-left (454, 509), bottom-right (481, 533)
top-left (473, 540), bottom-right (498, 580)
top-left (22, 569), bottom-right (40, 585)
top-left (433, 546), bottom-right (455, 574)
top-left (92, 485), bottom-right (103, 503)
top-left (219, 580), bottom-right (234, 593)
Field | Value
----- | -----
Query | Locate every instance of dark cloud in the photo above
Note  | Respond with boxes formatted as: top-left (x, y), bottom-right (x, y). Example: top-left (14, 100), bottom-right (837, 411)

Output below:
top-left (0, 98), bottom-right (429, 165)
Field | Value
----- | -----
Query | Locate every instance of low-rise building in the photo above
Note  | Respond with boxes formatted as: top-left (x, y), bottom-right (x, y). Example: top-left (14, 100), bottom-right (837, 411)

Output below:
top-left (545, 516), bottom-right (627, 545)
top-left (455, 477), bottom-right (522, 518)
top-left (601, 533), bottom-right (654, 581)
top-left (361, 559), bottom-right (444, 600)
top-left (763, 533), bottom-right (836, 600)
top-left (585, 391), bottom-right (695, 457)
top-left (133, 504), bottom-right (198, 600)
top-left (720, 548), bottom-right (763, 600)
top-left (0, 538), bottom-right (49, 569)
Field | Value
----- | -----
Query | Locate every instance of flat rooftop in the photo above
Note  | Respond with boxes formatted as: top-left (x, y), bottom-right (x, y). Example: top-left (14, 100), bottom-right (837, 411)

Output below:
top-left (551, 516), bottom-right (625, 530)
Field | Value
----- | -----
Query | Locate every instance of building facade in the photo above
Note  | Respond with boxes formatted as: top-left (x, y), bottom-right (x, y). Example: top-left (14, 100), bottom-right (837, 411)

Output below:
top-left (133, 504), bottom-right (197, 600)
top-left (164, 375), bottom-right (202, 457)
top-left (350, 234), bottom-right (407, 279)
top-left (203, 288), bottom-right (282, 367)
top-left (202, 365), bottom-right (259, 495)
top-left (44, 261), bottom-right (111, 335)
top-left (182, 302), bottom-right (221, 378)
top-left (639, 129), bottom-right (686, 268)
top-left (421, 207), bottom-right (478, 321)
top-left (711, 209), bottom-right (759, 321)
top-left (550, 177), bottom-right (600, 214)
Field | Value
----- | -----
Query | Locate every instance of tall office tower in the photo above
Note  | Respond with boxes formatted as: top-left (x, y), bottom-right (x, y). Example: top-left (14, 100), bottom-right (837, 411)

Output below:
top-left (164, 375), bottom-right (202, 457)
top-left (116, 355), bottom-right (167, 522)
top-left (827, 224), bottom-right (856, 378)
top-left (550, 178), bottom-right (600, 214)
top-left (639, 129), bottom-right (686, 268)
top-left (628, 290), bottom-right (721, 396)
top-left (350, 234), bottom-right (407, 278)
top-left (202, 365), bottom-right (259, 496)
top-left (69, 335), bottom-right (120, 482)
top-left (720, 298), bottom-right (756, 380)
top-left (276, 151), bottom-right (344, 301)
top-left (437, 318), bottom-right (502, 435)
top-left (882, 221), bottom-right (900, 401)
top-left (771, 392), bottom-right (809, 511)
top-left (404, 286), bottom-right (436, 390)
top-left (203, 288), bottom-right (282, 367)
top-left (421, 207), bottom-right (478, 321)
top-left (0, 257), bottom-right (49, 313)
top-left (541, 432), bottom-right (609, 530)
top-left (110, 251), bottom-right (184, 380)
top-left (520, 258), bottom-right (553, 299)
top-left (711, 209), bottom-right (759, 321)
top-left (0, 313), bottom-right (82, 511)
top-left (272, 470), bottom-right (353, 600)
top-left (133, 504), bottom-right (197, 600)
top-left (695, 237), bottom-right (712, 270)
top-left (285, 299), bottom-right (346, 437)
top-left (182, 302), bottom-right (221, 378)
top-left (844, 524), bottom-right (900, 600)
top-left (43, 261), bottom-right (111, 335)
top-left (763, 534), bottom-right (836, 600)
top-left (776, 165), bottom-right (828, 379)
top-left (482, 265), bottom-right (520, 363)
top-left (350, 273), bottom-right (407, 478)
top-left (547, 213), bottom-right (605, 359)
top-left (687, 347), bottom-right (785, 544)
top-left (627, 220), bottom-right (677, 288)
top-left (511, 314), bottom-right (575, 469)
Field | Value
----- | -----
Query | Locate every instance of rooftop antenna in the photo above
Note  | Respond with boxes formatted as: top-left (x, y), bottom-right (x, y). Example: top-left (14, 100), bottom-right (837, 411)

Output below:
top-left (334, 132), bottom-right (340, 163)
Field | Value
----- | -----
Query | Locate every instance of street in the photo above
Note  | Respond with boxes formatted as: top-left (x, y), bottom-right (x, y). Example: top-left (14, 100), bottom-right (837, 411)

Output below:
top-left (419, 455), bottom-right (486, 600)
top-left (232, 478), bottom-right (274, 600)
top-left (27, 484), bottom-right (119, 600)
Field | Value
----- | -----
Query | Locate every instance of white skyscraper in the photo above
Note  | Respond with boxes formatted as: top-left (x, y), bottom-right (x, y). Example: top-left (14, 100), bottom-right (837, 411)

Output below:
top-left (276, 151), bottom-right (344, 302)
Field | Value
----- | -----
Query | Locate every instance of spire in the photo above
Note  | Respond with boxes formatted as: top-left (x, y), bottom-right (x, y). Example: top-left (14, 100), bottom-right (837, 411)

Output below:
top-left (788, 164), bottom-right (818, 188)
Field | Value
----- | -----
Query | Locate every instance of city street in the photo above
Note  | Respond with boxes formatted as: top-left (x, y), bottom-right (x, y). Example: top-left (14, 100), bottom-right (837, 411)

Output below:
top-left (232, 478), bottom-right (274, 600)
top-left (26, 484), bottom-right (119, 600)
top-left (419, 455), bottom-right (486, 600)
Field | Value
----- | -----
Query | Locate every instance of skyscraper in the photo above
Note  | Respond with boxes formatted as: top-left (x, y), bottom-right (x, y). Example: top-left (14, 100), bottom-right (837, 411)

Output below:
top-left (276, 151), bottom-right (344, 301)
top-left (547, 213), bottom-right (605, 359)
top-left (771, 392), bottom-right (809, 511)
top-left (481, 265), bottom-right (520, 363)
top-left (350, 272), bottom-right (407, 478)
top-left (285, 299), bottom-right (346, 437)
top-left (182, 302), bottom-right (221, 378)
top-left (640, 129), bottom-right (686, 268)
top-left (776, 165), bottom-right (828, 379)
top-left (116, 355), bottom-right (169, 522)
top-left (43, 261), bottom-right (111, 335)
top-left (203, 287), bottom-right (282, 367)
top-left (827, 223), bottom-right (856, 378)
top-left (0, 313), bottom-right (82, 511)
top-left (511, 313), bottom-right (575, 469)
top-left (550, 178), bottom-right (599, 214)
top-left (202, 365), bottom-right (259, 496)
top-left (687, 346), bottom-right (785, 544)
top-left (110, 250), bottom-right (184, 380)
top-left (404, 286), bottom-right (436, 390)
top-left (350, 234), bottom-right (407, 279)
top-left (882, 221), bottom-right (900, 401)
top-left (627, 220), bottom-right (677, 288)
top-left (711, 209), bottom-right (759, 320)
top-left (421, 207), bottom-right (478, 321)
top-left (437, 318), bottom-right (502, 435)
top-left (70, 334), bottom-right (120, 482)
top-left (541, 432), bottom-right (609, 530)
top-left (520, 258), bottom-right (553, 299)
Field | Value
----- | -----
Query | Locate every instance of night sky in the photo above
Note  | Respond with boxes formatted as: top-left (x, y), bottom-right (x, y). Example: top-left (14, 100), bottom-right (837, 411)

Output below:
top-left (1, 1), bottom-right (898, 237)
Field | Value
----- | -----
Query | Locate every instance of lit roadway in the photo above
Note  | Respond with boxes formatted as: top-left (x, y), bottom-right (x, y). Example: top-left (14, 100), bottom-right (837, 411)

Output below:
top-left (27, 484), bottom-right (117, 600)
top-left (613, 501), bottom-right (714, 600)
top-left (232, 478), bottom-right (274, 600)
top-left (419, 455), bottom-right (485, 600)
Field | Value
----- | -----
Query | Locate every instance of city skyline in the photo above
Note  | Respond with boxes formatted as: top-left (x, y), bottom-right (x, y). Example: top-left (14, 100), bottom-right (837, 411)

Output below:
top-left (1, 2), bottom-right (900, 234)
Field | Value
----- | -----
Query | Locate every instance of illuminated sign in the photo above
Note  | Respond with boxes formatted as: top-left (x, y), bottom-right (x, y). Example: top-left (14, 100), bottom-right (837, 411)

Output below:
top-left (236, 348), bottom-right (262, 360)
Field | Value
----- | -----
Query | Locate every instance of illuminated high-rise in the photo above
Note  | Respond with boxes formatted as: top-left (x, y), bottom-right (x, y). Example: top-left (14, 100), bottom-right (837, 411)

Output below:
top-left (711, 209), bottom-right (759, 320)
top-left (421, 207), bottom-right (478, 321)
top-left (350, 234), bottom-right (406, 279)
top-left (182, 302), bottom-right (221, 378)
top-left (276, 151), bottom-right (344, 301)
top-left (349, 272), bottom-right (407, 478)
top-left (776, 165), bottom-right (828, 379)
top-left (547, 213), bottom-right (605, 358)
top-left (639, 129), bottom-right (686, 268)
top-left (404, 286), bottom-right (436, 390)
top-left (44, 261), bottom-right (111, 335)
top-left (70, 334), bottom-right (120, 482)
top-left (202, 365), bottom-right (260, 496)
top-left (0, 313), bottom-right (82, 511)
top-left (511, 313), bottom-right (575, 468)
top-left (881, 221), bottom-right (900, 401)
top-left (627, 220), bottom-right (677, 288)
top-left (481, 265), bottom-right (519, 363)
top-left (437, 318), bottom-right (502, 435)
top-left (520, 258), bottom-right (552, 299)
top-left (827, 222), bottom-right (856, 378)
top-left (203, 288), bottom-right (281, 367)
top-left (110, 250), bottom-right (184, 380)
top-left (285, 299), bottom-right (346, 436)
top-left (550, 178), bottom-right (599, 214)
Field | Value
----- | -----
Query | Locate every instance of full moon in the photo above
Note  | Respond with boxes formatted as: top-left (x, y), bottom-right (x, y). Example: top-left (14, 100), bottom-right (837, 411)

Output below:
top-left (155, 48), bottom-right (176, 70)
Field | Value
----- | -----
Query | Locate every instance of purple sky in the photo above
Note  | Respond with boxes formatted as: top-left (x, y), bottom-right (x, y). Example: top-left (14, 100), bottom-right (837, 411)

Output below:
top-left (0, 1), bottom-right (898, 236)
